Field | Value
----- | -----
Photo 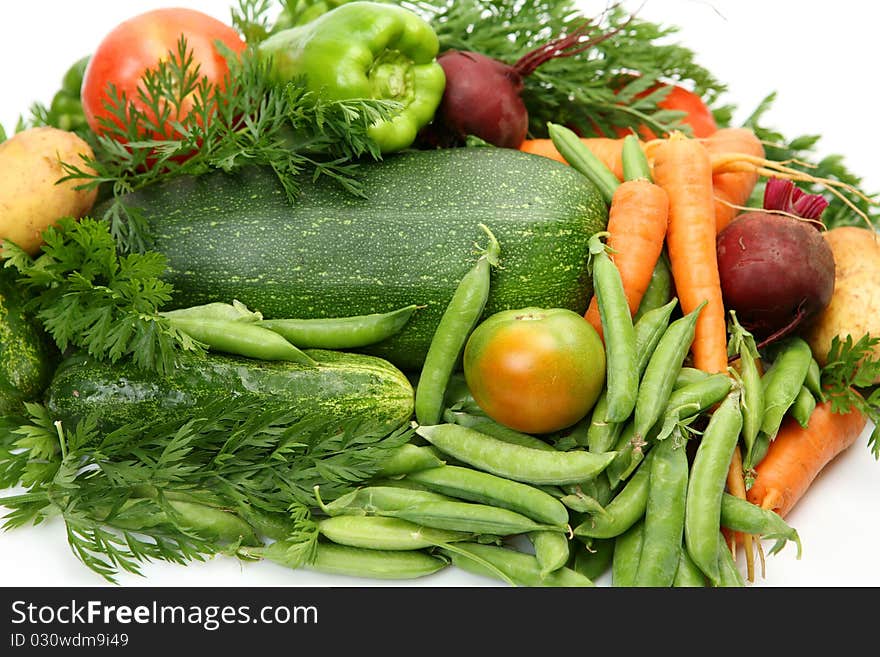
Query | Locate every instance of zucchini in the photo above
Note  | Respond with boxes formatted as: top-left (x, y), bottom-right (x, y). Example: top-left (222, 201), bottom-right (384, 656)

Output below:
top-left (0, 269), bottom-right (55, 415)
top-left (109, 147), bottom-right (607, 371)
top-left (44, 349), bottom-right (414, 432)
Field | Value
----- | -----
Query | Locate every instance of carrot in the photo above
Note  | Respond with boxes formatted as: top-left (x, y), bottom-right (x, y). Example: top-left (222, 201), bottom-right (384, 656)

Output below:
top-left (702, 127), bottom-right (765, 232)
top-left (724, 445), bottom-right (756, 581)
top-left (746, 400), bottom-right (868, 518)
top-left (519, 136), bottom-right (630, 181)
top-left (582, 179), bottom-right (669, 337)
top-left (651, 131), bottom-right (728, 374)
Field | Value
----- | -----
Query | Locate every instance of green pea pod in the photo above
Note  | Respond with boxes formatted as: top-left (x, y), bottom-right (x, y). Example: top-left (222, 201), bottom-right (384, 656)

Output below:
top-left (416, 423), bottom-right (617, 486)
top-left (566, 413), bottom-right (593, 448)
top-left (573, 450), bottom-right (653, 539)
top-left (719, 493), bottom-right (802, 558)
top-left (633, 301), bottom-right (706, 442)
top-left (241, 540), bottom-right (448, 579)
top-left (161, 500), bottom-right (261, 546)
top-left (739, 341), bottom-right (765, 467)
top-left (318, 485), bottom-right (455, 517)
top-left (405, 464), bottom-right (570, 527)
top-left (548, 122), bottom-right (619, 204)
top-left (621, 133), bottom-right (653, 182)
top-left (747, 432), bottom-right (772, 475)
top-left (440, 373), bottom-right (483, 415)
top-left (760, 337), bottom-right (813, 441)
top-left (673, 545), bottom-right (707, 587)
top-left (580, 473), bottom-right (615, 508)
top-left (441, 542), bottom-right (594, 587)
top-left (529, 530), bottom-right (571, 578)
top-left (715, 535), bottom-right (746, 588)
top-left (234, 506), bottom-right (301, 543)
top-left (415, 224), bottom-right (500, 426)
top-left (571, 538), bottom-right (615, 581)
top-left (611, 519), bottom-right (644, 587)
top-left (258, 304), bottom-right (419, 349)
top-left (674, 367), bottom-right (711, 390)
top-left (585, 391), bottom-right (623, 454)
top-left (790, 385), bottom-right (817, 429)
top-left (684, 390), bottom-right (743, 586)
top-left (655, 373), bottom-right (733, 442)
top-left (317, 515), bottom-right (471, 550)
top-left (590, 235), bottom-right (638, 423)
top-left (633, 437), bottom-right (689, 587)
top-left (443, 410), bottom-right (554, 451)
top-left (372, 443), bottom-right (445, 478)
top-left (805, 357), bottom-right (825, 402)
top-left (633, 297), bottom-right (679, 379)
top-left (634, 253), bottom-right (674, 323)
top-left (604, 419), bottom-right (647, 490)
top-left (165, 316), bottom-right (316, 365)
top-left (381, 500), bottom-right (563, 535)
top-left (161, 300), bottom-right (263, 322)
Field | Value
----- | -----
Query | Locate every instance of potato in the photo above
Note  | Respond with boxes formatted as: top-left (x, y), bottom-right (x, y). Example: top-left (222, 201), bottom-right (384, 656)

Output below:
top-left (804, 225), bottom-right (880, 381)
top-left (0, 126), bottom-right (98, 255)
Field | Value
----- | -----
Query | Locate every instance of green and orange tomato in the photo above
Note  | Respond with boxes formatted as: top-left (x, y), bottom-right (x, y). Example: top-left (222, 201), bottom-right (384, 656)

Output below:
top-left (463, 307), bottom-right (606, 435)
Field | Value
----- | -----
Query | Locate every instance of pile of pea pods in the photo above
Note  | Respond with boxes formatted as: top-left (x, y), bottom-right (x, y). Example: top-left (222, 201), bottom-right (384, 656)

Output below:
top-left (287, 226), bottom-right (808, 587)
top-left (172, 225), bottom-right (812, 586)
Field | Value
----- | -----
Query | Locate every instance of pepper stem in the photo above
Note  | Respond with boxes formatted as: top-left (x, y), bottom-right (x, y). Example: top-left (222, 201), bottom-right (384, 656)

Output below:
top-left (368, 50), bottom-right (415, 104)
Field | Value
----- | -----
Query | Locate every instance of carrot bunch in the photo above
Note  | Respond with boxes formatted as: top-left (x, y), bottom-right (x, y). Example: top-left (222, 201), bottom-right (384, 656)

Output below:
top-left (543, 125), bottom-right (872, 567)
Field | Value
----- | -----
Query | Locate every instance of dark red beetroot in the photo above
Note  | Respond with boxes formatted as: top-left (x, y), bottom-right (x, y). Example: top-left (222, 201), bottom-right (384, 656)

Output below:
top-left (420, 17), bottom-right (630, 149)
top-left (716, 179), bottom-right (835, 347)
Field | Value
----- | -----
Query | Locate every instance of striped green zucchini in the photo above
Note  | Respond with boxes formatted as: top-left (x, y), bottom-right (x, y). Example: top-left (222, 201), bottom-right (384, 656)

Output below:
top-left (107, 147), bottom-right (607, 371)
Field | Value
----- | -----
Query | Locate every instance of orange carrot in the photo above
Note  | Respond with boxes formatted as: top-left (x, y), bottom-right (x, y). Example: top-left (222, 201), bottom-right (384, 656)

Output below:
top-left (651, 132), bottom-right (728, 374)
top-left (583, 179), bottom-right (669, 337)
top-left (746, 400), bottom-right (868, 518)
top-left (520, 137), bottom-right (629, 181)
top-left (703, 127), bottom-right (765, 232)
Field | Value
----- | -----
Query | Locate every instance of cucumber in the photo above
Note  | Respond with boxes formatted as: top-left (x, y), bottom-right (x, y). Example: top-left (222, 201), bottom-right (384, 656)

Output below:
top-left (108, 147), bottom-right (607, 371)
top-left (44, 349), bottom-right (414, 433)
top-left (0, 269), bottom-right (55, 415)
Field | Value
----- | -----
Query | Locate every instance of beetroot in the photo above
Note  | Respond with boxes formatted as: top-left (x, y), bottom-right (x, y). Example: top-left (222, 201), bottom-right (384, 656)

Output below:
top-left (716, 179), bottom-right (835, 346)
top-left (420, 19), bottom-right (626, 149)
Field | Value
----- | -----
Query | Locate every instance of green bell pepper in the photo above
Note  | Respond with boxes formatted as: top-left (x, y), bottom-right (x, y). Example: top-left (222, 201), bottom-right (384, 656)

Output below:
top-left (258, 1), bottom-right (445, 153)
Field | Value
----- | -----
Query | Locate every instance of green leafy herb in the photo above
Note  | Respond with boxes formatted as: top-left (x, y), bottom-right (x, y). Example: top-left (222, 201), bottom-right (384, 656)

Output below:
top-left (2, 217), bottom-right (205, 375)
top-left (403, 0), bottom-right (727, 139)
top-left (819, 334), bottom-right (880, 458)
top-left (0, 398), bottom-right (412, 582)
top-left (59, 34), bottom-right (399, 253)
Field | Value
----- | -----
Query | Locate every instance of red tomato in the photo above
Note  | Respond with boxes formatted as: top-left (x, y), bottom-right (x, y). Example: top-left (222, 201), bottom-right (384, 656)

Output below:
top-left (616, 82), bottom-right (718, 140)
top-left (648, 83), bottom-right (718, 139)
top-left (81, 8), bottom-right (246, 141)
top-left (462, 308), bottom-right (606, 435)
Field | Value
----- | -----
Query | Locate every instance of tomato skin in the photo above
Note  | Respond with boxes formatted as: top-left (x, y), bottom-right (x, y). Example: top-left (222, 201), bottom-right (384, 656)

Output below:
top-left (609, 81), bottom-right (718, 140)
top-left (463, 308), bottom-right (606, 435)
top-left (81, 8), bottom-right (246, 140)
top-left (650, 83), bottom-right (718, 139)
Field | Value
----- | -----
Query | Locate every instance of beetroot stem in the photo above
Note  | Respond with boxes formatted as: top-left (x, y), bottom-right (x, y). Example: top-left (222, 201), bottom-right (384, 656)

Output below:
top-left (512, 6), bottom-right (637, 78)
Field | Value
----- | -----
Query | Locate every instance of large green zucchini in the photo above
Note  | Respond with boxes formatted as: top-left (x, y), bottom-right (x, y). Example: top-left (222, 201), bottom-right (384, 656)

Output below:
top-left (44, 349), bottom-right (414, 433)
top-left (111, 147), bottom-right (607, 371)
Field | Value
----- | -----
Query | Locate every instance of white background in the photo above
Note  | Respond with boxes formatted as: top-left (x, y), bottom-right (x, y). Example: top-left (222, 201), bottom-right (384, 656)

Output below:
top-left (1, 0), bottom-right (879, 587)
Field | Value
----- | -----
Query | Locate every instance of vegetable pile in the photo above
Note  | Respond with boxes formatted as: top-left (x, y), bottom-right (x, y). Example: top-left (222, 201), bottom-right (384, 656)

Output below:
top-left (1, 0), bottom-right (879, 588)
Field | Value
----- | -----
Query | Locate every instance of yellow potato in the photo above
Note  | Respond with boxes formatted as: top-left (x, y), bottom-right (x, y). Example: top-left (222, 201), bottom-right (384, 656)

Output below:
top-left (0, 126), bottom-right (98, 255)
top-left (804, 225), bottom-right (880, 381)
